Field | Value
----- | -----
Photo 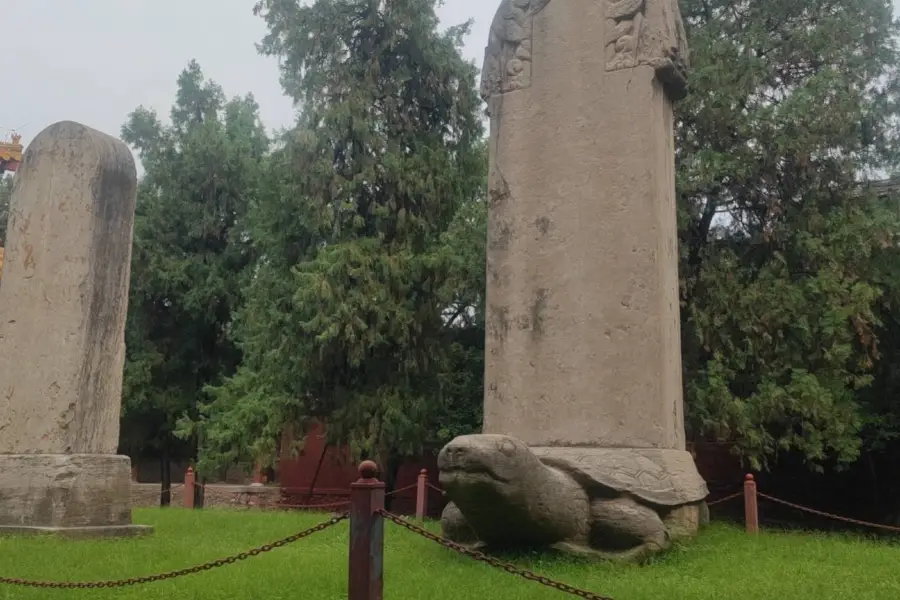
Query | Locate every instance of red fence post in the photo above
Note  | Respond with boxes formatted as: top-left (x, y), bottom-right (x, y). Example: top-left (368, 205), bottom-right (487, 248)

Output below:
top-left (416, 469), bottom-right (428, 524)
top-left (744, 474), bottom-right (759, 534)
top-left (349, 461), bottom-right (385, 600)
top-left (252, 463), bottom-right (265, 486)
top-left (184, 467), bottom-right (196, 509)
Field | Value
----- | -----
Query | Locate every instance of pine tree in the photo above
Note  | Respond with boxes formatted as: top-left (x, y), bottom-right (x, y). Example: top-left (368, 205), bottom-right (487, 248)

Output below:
top-left (120, 61), bottom-right (269, 489)
top-left (676, 0), bottom-right (900, 469)
top-left (196, 0), bottom-right (486, 481)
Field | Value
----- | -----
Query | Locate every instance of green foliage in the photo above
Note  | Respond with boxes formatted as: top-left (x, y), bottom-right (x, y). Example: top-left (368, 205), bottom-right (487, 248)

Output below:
top-left (120, 61), bottom-right (269, 462)
top-left (116, 0), bottom-right (900, 485)
top-left (0, 174), bottom-right (11, 242)
top-left (677, 0), bottom-right (900, 469)
top-left (195, 0), bottom-right (486, 473)
top-left (858, 194), bottom-right (900, 464)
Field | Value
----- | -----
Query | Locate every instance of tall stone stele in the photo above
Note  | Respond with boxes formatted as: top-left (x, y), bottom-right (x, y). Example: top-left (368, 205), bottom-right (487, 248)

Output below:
top-left (437, 0), bottom-right (708, 560)
top-left (0, 121), bottom-right (151, 537)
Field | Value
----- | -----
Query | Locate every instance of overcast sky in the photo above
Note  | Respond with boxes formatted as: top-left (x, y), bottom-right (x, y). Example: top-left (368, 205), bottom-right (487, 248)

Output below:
top-left (1, 0), bottom-right (492, 151)
top-left (3, 1), bottom-right (900, 152)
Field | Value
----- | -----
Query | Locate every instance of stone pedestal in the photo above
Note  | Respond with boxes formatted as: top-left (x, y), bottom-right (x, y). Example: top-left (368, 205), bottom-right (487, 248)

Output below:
top-left (0, 121), bottom-right (150, 537)
top-left (0, 454), bottom-right (150, 537)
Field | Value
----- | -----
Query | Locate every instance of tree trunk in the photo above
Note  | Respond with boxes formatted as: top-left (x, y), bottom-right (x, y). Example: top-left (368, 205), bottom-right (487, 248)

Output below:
top-left (306, 443), bottom-right (329, 503)
top-left (195, 471), bottom-right (205, 509)
top-left (382, 453), bottom-right (402, 512)
top-left (866, 452), bottom-right (880, 519)
top-left (194, 432), bottom-right (205, 509)
top-left (160, 444), bottom-right (171, 507)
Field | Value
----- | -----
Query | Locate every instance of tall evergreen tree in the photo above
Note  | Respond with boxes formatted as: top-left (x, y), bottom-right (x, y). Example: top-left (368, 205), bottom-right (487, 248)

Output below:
top-left (676, 0), bottom-right (900, 469)
top-left (196, 0), bottom-right (486, 482)
top-left (120, 61), bottom-right (269, 491)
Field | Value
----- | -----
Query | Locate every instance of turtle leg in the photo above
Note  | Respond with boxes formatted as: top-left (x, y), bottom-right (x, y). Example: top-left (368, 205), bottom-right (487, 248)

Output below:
top-left (662, 501), bottom-right (706, 541)
top-left (440, 501), bottom-right (481, 546)
top-left (587, 496), bottom-right (669, 558)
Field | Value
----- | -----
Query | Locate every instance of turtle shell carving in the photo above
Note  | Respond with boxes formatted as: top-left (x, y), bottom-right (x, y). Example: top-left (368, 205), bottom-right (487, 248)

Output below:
top-left (533, 447), bottom-right (709, 506)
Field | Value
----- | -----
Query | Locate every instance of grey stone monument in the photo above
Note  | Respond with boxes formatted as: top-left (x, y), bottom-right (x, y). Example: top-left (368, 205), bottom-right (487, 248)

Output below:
top-left (0, 121), bottom-right (151, 537)
top-left (437, 0), bottom-right (708, 560)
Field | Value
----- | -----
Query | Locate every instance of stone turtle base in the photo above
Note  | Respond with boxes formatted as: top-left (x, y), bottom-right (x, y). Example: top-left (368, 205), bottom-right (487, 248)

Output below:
top-left (439, 438), bottom-right (709, 561)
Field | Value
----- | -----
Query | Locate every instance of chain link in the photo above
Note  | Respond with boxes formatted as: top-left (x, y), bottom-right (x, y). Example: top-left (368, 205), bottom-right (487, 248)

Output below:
top-left (378, 510), bottom-right (615, 600)
top-left (275, 500), bottom-right (351, 511)
top-left (706, 491), bottom-right (742, 507)
top-left (157, 483), bottom-right (184, 496)
top-left (757, 492), bottom-right (900, 533)
top-left (0, 513), bottom-right (349, 589)
top-left (385, 482), bottom-right (419, 497)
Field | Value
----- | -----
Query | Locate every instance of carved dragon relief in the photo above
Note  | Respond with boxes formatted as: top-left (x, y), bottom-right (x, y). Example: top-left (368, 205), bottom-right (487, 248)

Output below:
top-left (480, 0), bottom-right (552, 103)
top-left (605, 0), bottom-right (690, 100)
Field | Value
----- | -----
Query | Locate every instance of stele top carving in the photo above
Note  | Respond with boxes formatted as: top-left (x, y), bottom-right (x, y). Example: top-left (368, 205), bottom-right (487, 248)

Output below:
top-left (480, 0), bottom-right (552, 103)
top-left (605, 0), bottom-right (689, 99)
top-left (480, 0), bottom-right (690, 105)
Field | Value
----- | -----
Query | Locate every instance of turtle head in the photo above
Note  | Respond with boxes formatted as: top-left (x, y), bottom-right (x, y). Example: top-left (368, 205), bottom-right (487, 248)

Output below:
top-left (438, 435), bottom-right (583, 548)
top-left (438, 434), bottom-right (540, 492)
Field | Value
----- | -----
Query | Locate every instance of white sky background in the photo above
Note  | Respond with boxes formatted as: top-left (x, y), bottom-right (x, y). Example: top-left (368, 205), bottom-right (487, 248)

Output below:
top-left (1, 0), bottom-right (493, 152)
top-left (3, 1), bottom-right (900, 153)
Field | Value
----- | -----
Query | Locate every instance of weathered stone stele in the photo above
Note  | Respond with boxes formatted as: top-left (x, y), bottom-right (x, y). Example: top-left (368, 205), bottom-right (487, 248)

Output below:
top-left (483, 0), bottom-right (688, 449)
top-left (0, 121), bottom-right (150, 537)
top-left (439, 0), bottom-right (707, 560)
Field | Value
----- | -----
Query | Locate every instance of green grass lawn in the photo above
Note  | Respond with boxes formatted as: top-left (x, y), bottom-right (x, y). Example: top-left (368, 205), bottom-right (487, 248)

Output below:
top-left (0, 508), bottom-right (898, 600)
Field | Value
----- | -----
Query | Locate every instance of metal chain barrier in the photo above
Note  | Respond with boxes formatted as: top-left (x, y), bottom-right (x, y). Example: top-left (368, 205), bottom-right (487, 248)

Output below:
top-left (0, 513), bottom-right (349, 589)
top-left (378, 510), bottom-right (615, 600)
top-left (274, 500), bottom-right (351, 511)
top-left (757, 492), bottom-right (900, 533)
top-left (706, 491), bottom-right (742, 507)
top-left (274, 481), bottom-right (416, 510)
top-left (385, 482), bottom-right (418, 497)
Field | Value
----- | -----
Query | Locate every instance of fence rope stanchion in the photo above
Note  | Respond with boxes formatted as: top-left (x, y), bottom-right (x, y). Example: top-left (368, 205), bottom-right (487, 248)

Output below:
top-left (252, 463), bottom-right (266, 486)
top-left (379, 510), bottom-right (615, 600)
top-left (349, 461), bottom-right (385, 600)
top-left (706, 476), bottom-right (900, 535)
top-left (757, 492), bottom-right (900, 533)
top-left (416, 469), bottom-right (428, 524)
top-left (184, 467), bottom-right (196, 509)
top-left (744, 474), bottom-right (759, 534)
top-left (0, 514), bottom-right (348, 589)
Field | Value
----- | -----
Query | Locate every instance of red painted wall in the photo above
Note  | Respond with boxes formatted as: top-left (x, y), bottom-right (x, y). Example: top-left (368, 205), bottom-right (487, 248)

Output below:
top-left (277, 422), bottom-right (447, 518)
top-left (277, 422), bottom-right (358, 503)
